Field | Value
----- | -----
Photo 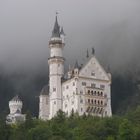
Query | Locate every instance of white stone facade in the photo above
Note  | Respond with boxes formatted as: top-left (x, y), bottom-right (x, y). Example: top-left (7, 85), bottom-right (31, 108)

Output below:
top-left (39, 16), bottom-right (112, 120)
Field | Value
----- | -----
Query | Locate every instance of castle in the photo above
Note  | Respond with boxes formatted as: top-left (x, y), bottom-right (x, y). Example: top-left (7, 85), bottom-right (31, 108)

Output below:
top-left (39, 15), bottom-right (112, 120)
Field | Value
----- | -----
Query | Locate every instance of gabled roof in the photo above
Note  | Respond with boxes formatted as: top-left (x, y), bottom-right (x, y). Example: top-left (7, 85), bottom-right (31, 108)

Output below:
top-left (79, 55), bottom-right (111, 81)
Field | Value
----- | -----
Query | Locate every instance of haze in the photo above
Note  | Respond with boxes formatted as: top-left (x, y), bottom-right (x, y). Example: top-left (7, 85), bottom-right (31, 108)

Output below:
top-left (0, 0), bottom-right (140, 74)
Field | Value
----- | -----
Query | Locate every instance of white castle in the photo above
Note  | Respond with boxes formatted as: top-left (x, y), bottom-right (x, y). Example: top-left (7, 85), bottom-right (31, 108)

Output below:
top-left (6, 95), bottom-right (26, 124)
top-left (39, 16), bottom-right (112, 120)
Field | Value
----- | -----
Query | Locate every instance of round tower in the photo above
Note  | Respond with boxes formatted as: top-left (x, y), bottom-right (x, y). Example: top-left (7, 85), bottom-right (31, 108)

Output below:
top-left (9, 95), bottom-right (23, 114)
top-left (48, 15), bottom-right (65, 119)
top-left (39, 85), bottom-right (50, 120)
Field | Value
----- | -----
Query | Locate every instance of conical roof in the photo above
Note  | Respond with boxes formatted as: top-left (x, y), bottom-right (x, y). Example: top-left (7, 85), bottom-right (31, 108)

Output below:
top-left (60, 27), bottom-right (65, 35)
top-left (40, 85), bottom-right (49, 95)
top-left (74, 60), bottom-right (79, 69)
top-left (52, 15), bottom-right (60, 38)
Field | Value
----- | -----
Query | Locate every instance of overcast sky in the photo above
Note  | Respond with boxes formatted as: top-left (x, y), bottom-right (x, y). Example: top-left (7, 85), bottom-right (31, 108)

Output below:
top-left (0, 0), bottom-right (140, 74)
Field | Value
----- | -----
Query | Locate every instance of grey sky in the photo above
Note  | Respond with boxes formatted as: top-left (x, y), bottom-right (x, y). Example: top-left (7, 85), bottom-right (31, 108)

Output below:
top-left (0, 0), bottom-right (140, 73)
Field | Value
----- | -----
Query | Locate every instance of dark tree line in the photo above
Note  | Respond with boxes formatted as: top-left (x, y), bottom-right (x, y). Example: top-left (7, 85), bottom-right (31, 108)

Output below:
top-left (0, 107), bottom-right (140, 140)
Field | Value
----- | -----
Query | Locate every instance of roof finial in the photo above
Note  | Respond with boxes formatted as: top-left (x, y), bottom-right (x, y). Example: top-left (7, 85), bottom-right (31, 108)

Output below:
top-left (86, 49), bottom-right (89, 58)
top-left (92, 47), bottom-right (95, 55)
top-left (74, 60), bottom-right (79, 69)
top-left (56, 11), bottom-right (59, 16)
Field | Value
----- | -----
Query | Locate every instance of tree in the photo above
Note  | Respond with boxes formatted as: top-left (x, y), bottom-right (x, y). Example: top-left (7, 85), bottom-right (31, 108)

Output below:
top-left (118, 119), bottom-right (135, 140)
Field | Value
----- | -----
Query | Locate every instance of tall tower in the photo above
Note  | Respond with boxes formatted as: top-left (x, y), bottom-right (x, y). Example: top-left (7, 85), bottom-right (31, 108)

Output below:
top-left (48, 15), bottom-right (65, 119)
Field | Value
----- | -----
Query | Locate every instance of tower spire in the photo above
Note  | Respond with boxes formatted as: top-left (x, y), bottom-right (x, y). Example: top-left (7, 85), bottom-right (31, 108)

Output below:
top-left (86, 49), bottom-right (89, 58)
top-left (74, 60), bottom-right (79, 69)
top-left (52, 13), bottom-right (60, 38)
top-left (92, 47), bottom-right (95, 55)
top-left (60, 27), bottom-right (65, 35)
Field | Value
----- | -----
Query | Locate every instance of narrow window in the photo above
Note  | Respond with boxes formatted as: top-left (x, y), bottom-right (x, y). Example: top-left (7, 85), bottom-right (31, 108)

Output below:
top-left (91, 83), bottom-right (95, 88)
top-left (53, 88), bottom-right (56, 92)
top-left (80, 99), bottom-right (83, 103)
top-left (100, 85), bottom-right (105, 89)
top-left (66, 85), bottom-right (69, 89)
top-left (82, 82), bottom-right (86, 86)
top-left (65, 104), bottom-right (67, 108)
top-left (101, 100), bottom-right (103, 105)
top-left (101, 92), bottom-right (103, 96)
top-left (73, 82), bottom-right (75, 86)
top-left (91, 71), bottom-right (95, 76)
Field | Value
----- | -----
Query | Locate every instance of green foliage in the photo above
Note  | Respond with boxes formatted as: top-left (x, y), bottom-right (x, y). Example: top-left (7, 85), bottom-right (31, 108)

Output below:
top-left (0, 108), bottom-right (140, 140)
top-left (118, 119), bottom-right (134, 140)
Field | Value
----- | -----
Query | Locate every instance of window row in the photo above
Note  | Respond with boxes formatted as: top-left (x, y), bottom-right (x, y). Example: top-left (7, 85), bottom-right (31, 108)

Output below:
top-left (86, 106), bottom-right (104, 114)
top-left (82, 82), bottom-right (105, 89)
top-left (87, 90), bottom-right (103, 96)
top-left (87, 99), bottom-right (104, 106)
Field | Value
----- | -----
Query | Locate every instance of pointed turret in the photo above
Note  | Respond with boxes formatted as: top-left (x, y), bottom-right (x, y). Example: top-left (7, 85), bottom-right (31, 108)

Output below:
top-left (60, 27), bottom-right (65, 35)
top-left (86, 49), bottom-right (89, 58)
top-left (92, 47), bottom-right (95, 55)
top-left (60, 27), bottom-right (65, 44)
top-left (48, 14), bottom-right (65, 119)
top-left (74, 60), bottom-right (79, 69)
top-left (52, 15), bottom-right (60, 38)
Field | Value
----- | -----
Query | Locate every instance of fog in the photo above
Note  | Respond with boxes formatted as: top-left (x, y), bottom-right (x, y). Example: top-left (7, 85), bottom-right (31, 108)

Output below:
top-left (0, 0), bottom-right (140, 74)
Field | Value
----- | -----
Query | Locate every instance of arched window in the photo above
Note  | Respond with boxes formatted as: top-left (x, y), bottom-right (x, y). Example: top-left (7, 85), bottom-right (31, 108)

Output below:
top-left (94, 100), bottom-right (96, 104)
top-left (88, 90), bottom-right (90, 94)
top-left (101, 92), bottom-right (103, 96)
top-left (101, 100), bottom-right (103, 105)
top-left (86, 107), bottom-right (90, 112)
top-left (91, 90), bottom-right (93, 95)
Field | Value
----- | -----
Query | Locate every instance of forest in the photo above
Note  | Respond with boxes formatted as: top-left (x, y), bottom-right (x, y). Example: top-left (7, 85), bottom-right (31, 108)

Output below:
top-left (0, 107), bottom-right (140, 140)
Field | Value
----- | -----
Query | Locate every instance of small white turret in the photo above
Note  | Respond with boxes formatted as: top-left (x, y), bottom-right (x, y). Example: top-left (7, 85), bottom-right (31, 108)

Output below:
top-left (39, 85), bottom-right (50, 120)
top-left (9, 95), bottom-right (23, 114)
top-left (6, 95), bottom-right (25, 124)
